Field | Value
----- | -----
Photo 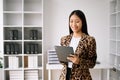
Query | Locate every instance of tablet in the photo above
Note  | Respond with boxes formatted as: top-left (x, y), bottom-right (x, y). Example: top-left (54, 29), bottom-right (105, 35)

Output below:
top-left (54, 46), bottom-right (74, 62)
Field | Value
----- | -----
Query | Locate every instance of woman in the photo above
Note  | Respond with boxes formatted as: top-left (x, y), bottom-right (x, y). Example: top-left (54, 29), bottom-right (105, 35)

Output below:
top-left (59, 10), bottom-right (97, 80)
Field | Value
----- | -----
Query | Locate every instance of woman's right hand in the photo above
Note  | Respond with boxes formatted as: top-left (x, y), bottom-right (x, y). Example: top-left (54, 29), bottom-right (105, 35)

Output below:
top-left (67, 54), bottom-right (80, 64)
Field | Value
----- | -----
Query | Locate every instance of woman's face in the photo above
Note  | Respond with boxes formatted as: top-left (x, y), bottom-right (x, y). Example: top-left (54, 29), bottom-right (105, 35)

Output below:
top-left (70, 14), bottom-right (82, 33)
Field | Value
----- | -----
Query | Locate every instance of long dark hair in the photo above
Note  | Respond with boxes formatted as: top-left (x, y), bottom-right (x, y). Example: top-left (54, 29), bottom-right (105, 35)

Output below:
top-left (69, 10), bottom-right (89, 35)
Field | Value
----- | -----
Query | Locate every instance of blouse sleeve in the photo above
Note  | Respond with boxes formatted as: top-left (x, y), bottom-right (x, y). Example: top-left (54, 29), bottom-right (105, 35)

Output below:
top-left (60, 36), bottom-right (66, 46)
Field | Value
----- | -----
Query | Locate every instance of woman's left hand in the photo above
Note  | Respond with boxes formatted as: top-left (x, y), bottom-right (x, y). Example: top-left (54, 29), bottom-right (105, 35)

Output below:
top-left (67, 54), bottom-right (80, 64)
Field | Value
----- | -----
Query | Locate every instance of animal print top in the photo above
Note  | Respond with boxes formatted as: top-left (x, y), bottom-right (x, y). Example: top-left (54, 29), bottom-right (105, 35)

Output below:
top-left (59, 33), bottom-right (97, 80)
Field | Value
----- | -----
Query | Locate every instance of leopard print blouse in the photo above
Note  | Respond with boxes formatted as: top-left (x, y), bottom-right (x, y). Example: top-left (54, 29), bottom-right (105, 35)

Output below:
top-left (59, 33), bottom-right (97, 80)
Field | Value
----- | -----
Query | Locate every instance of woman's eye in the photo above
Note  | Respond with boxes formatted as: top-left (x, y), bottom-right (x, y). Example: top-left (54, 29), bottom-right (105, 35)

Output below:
top-left (76, 21), bottom-right (80, 23)
top-left (70, 21), bottom-right (73, 23)
top-left (70, 20), bottom-right (80, 23)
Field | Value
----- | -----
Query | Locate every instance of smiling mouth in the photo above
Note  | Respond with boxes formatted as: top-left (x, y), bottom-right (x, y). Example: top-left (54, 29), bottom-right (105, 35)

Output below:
top-left (72, 27), bottom-right (78, 30)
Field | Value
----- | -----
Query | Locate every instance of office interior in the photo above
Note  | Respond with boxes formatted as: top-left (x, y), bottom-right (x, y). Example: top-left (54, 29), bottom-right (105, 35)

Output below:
top-left (0, 0), bottom-right (120, 80)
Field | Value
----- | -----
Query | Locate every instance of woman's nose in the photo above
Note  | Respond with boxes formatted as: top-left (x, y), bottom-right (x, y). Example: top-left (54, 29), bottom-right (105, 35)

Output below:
top-left (73, 22), bottom-right (76, 26)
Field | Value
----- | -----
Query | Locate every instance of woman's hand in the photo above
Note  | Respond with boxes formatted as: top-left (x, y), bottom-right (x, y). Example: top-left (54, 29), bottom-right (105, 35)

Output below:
top-left (67, 54), bottom-right (80, 64)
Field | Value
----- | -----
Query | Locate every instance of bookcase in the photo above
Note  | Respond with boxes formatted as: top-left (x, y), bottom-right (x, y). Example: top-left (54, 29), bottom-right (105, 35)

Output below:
top-left (3, 0), bottom-right (43, 80)
top-left (109, 0), bottom-right (120, 79)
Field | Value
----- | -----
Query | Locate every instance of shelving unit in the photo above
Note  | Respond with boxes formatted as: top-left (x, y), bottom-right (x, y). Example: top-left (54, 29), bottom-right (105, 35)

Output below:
top-left (109, 0), bottom-right (120, 79)
top-left (3, 0), bottom-right (43, 80)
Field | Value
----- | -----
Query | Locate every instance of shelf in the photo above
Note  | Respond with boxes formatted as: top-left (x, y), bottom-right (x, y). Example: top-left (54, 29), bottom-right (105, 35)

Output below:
top-left (24, 54), bottom-right (42, 56)
top-left (4, 42), bottom-right (22, 55)
top-left (116, 12), bottom-right (120, 26)
top-left (24, 56), bottom-right (42, 68)
top-left (4, 54), bottom-right (23, 57)
top-left (109, 39), bottom-right (116, 41)
top-left (24, 11), bottom-right (43, 14)
top-left (24, 0), bottom-right (42, 12)
top-left (24, 27), bottom-right (42, 40)
top-left (110, 27), bottom-right (116, 40)
top-left (3, 25), bottom-right (22, 27)
top-left (117, 0), bottom-right (120, 11)
top-left (24, 40), bottom-right (42, 42)
top-left (3, 0), bottom-right (44, 80)
top-left (110, 0), bottom-right (117, 13)
top-left (110, 0), bottom-right (120, 79)
top-left (4, 56), bottom-right (22, 69)
top-left (110, 14), bottom-right (116, 26)
top-left (24, 69), bottom-right (43, 80)
top-left (24, 41), bottom-right (42, 54)
top-left (4, 40), bottom-right (22, 42)
top-left (23, 25), bottom-right (42, 27)
top-left (4, 68), bottom-right (23, 70)
top-left (3, 11), bottom-right (22, 13)
top-left (3, 0), bottom-right (22, 11)
top-left (116, 56), bottom-right (120, 69)
top-left (4, 70), bottom-right (23, 80)
top-left (24, 13), bottom-right (42, 26)
top-left (116, 27), bottom-right (120, 40)
top-left (4, 27), bottom-right (22, 40)
top-left (110, 53), bottom-right (120, 57)
top-left (24, 67), bottom-right (43, 70)
top-left (109, 54), bottom-right (117, 66)
top-left (117, 41), bottom-right (120, 55)
top-left (110, 41), bottom-right (116, 54)
top-left (3, 13), bottom-right (22, 25)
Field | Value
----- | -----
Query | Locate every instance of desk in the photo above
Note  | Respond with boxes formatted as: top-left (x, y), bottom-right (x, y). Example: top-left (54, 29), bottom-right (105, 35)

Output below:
top-left (46, 63), bottom-right (113, 80)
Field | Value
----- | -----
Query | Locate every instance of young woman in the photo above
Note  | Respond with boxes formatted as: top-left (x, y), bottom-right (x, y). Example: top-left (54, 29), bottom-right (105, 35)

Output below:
top-left (59, 10), bottom-right (97, 80)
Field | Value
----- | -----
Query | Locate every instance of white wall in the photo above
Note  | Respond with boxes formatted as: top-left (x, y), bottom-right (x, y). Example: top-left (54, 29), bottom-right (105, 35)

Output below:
top-left (0, 0), bottom-right (3, 59)
top-left (44, 0), bottom-right (109, 80)
top-left (0, 0), bottom-right (3, 80)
